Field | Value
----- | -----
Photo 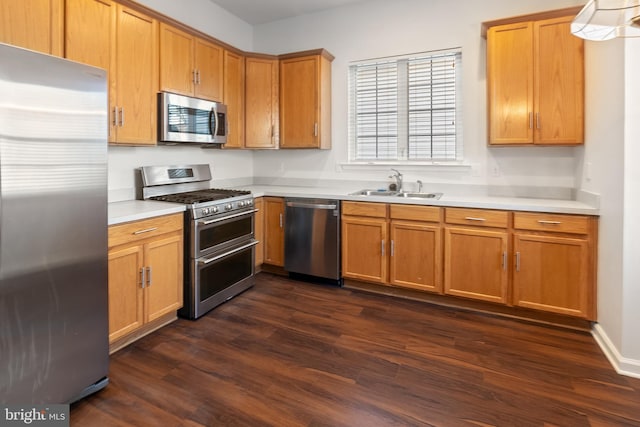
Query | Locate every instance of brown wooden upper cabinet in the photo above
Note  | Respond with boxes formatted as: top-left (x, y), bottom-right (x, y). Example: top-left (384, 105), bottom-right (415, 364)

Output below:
top-left (486, 15), bottom-right (584, 146)
top-left (159, 23), bottom-right (224, 102)
top-left (222, 49), bottom-right (245, 149)
top-left (245, 56), bottom-right (279, 149)
top-left (279, 51), bottom-right (333, 149)
top-left (66, 0), bottom-right (157, 145)
top-left (0, 0), bottom-right (64, 56)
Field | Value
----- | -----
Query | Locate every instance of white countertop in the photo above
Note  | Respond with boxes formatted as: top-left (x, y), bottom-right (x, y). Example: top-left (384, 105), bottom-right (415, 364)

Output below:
top-left (108, 184), bottom-right (598, 225)
top-left (239, 185), bottom-right (599, 216)
top-left (108, 200), bottom-right (186, 226)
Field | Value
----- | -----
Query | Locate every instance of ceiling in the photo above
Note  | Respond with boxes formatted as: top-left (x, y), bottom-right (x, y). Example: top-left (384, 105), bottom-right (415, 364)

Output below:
top-left (208, 0), bottom-right (366, 25)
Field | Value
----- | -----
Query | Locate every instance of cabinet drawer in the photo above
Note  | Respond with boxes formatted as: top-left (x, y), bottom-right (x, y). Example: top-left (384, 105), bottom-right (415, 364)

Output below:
top-left (109, 213), bottom-right (183, 248)
top-left (390, 204), bottom-right (441, 222)
top-left (513, 212), bottom-right (590, 234)
top-left (445, 208), bottom-right (509, 228)
top-left (342, 201), bottom-right (387, 218)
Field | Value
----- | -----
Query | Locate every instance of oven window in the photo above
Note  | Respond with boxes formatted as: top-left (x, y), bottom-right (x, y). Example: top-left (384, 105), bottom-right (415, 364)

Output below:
top-left (200, 248), bottom-right (253, 302)
top-left (199, 216), bottom-right (252, 252)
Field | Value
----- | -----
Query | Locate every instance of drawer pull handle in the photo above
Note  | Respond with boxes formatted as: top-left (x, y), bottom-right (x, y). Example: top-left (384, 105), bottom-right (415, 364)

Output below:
top-left (516, 252), bottom-right (521, 272)
top-left (465, 217), bottom-right (486, 222)
top-left (133, 227), bottom-right (158, 235)
top-left (537, 220), bottom-right (561, 225)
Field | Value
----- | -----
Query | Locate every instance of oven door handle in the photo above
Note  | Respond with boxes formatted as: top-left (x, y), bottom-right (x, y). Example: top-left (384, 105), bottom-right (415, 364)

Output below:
top-left (199, 240), bottom-right (259, 265)
top-left (199, 209), bottom-right (258, 225)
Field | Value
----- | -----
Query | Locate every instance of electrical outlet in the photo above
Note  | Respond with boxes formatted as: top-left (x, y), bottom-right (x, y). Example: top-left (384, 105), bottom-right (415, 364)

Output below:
top-left (585, 162), bottom-right (592, 182)
top-left (491, 163), bottom-right (501, 177)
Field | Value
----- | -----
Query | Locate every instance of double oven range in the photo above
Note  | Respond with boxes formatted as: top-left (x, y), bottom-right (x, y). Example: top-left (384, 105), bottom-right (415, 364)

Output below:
top-left (138, 164), bottom-right (257, 319)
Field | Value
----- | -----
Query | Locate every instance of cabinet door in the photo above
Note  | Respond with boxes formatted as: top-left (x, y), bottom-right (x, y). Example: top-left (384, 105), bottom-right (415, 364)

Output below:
top-left (254, 197), bottom-right (264, 269)
top-left (113, 5), bottom-right (157, 145)
top-left (263, 197), bottom-right (284, 266)
top-left (194, 38), bottom-right (223, 101)
top-left (534, 17), bottom-right (584, 145)
top-left (444, 227), bottom-right (508, 304)
top-left (342, 216), bottom-right (388, 284)
top-left (513, 233), bottom-right (590, 318)
top-left (145, 233), bottom-right (183, 322)
top-left (0, 0), bottom-right (63, 56)
top-left (65, 0), bottom-right (116, 140)
top-left (159, 23), bottom-right (195, 97)
top-left (487, 21), bottom-right (533, 145)
top-left (223, 50), bottom-right (245, 148)
top-left (390, 221), bottom-right (442, 293)
top-left (280, 55), bottom-right (319, 148)
top-left (245, 57), bottom-right (279, 149)
top-left (108, 244), bottom-right (144, 343)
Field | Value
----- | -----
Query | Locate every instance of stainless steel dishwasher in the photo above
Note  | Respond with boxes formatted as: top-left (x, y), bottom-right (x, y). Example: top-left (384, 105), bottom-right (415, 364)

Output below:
top-left (284, 198), bottom-right (341, 285)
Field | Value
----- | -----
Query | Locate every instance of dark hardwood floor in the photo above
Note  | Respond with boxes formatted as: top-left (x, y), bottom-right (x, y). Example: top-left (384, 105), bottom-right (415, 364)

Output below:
top-left (71, 273), bottom-right (640, 426)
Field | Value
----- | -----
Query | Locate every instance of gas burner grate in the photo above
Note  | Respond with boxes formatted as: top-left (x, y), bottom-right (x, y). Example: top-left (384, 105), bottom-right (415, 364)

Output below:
top-left (150, 188), bottom-right (251, 204)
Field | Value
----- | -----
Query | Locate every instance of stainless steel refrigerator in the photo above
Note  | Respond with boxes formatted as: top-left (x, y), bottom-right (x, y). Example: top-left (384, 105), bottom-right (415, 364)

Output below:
top-left (0, 43), bottom-right (109, 404)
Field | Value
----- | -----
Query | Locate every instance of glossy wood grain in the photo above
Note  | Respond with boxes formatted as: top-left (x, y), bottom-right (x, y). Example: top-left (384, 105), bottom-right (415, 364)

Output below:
top-left (72, 273), bottom-right (640, 426)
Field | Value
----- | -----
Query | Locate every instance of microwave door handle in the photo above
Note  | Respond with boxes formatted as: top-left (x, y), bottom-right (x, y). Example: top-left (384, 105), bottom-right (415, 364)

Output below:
top-left (210, 107), bottom-right (219, 139)
top-left (208, 108), bottom-right (215, 137)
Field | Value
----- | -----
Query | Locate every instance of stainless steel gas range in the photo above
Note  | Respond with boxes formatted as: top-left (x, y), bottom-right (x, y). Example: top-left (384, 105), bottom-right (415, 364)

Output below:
top-left (138, 164), bottom-right (257, 319)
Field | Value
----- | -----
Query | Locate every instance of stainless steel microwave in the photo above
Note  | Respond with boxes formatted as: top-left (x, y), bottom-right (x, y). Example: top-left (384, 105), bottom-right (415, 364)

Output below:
top-left (158, 92), bottom-right (227, 146)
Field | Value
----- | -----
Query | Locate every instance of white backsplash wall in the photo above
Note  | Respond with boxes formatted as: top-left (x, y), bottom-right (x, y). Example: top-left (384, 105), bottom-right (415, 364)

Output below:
top-left (108, 146), bottom-right (254, 202)
top-left (251, 0), bottom-right (585, 196)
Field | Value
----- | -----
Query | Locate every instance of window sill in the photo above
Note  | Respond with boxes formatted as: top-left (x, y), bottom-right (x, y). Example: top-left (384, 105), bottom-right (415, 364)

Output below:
top-left (338, 161), bottom-right (472, 172)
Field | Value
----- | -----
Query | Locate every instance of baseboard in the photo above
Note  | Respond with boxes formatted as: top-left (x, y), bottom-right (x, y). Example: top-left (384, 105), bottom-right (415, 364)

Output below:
top-left (592, 323), bottom-right (640, 379)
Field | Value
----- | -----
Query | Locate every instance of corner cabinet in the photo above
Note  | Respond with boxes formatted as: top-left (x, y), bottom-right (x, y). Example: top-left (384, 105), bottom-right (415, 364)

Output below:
top-left (486, 15), bottom-right (584, 146)
top-left (108, 213), bottom-right (184, 353)
top-left (279, 51), bottom-right (333, 149)
top-left (245, 56), bottom-right (279, 149)
top-left (159, 23), bottom-right (224, 102)
top-left (0, 0), bottom-right (64, 56)
top-left (66, 1), bottom-right (157, 145)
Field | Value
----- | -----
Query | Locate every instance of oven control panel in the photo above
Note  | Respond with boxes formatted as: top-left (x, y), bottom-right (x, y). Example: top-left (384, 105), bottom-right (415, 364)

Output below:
top-left (196, 198), bottom-right (254, 219)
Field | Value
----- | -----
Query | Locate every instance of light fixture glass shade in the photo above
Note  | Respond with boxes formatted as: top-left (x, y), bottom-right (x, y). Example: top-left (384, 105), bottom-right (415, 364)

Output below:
top-left (571, 0), bottom-right (640, 40)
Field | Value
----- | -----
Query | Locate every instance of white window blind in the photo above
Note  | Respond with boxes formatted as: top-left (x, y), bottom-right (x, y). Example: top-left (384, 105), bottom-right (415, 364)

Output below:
top-left (349, 49), bottom-right (462, 162)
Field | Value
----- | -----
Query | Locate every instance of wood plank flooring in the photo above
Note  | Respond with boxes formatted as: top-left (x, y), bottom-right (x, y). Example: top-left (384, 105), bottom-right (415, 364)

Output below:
top-left (71, 273), bottom-right (640, 426)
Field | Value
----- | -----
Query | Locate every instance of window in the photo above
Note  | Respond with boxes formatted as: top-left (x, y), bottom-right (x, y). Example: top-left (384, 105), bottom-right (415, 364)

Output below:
top-left (348, 49), bottom-right (462, 163)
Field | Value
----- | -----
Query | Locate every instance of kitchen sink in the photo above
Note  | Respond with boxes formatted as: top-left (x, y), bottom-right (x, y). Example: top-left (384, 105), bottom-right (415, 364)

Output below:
top-left (350, 189), bottom-right (443, 200)
top-left (349, 189), bottom-right (398, 196)
top-left (396, 192), bottom-right (443, 200)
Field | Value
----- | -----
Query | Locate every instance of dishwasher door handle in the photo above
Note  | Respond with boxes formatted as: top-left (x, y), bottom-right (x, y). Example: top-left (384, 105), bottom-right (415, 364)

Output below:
top-left (286, 201), bottom-right (337, 210)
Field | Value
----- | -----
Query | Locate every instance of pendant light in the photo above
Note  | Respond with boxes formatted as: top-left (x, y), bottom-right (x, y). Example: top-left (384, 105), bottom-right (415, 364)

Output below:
top-left (571, 0), bottom-right (640, 40)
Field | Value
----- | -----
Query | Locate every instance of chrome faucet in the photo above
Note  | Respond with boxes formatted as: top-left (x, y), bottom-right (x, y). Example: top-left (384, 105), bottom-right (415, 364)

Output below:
top-left (417, 180), bottom-right (423, 193)
top-left (389, 168), bottom-right (403, 192)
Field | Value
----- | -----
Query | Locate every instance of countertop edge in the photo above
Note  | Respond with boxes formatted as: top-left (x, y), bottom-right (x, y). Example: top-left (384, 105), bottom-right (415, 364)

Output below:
top-left (108, 200), bottom-right (186, 226)
top-left (245, 186), bottom-right (600, 216)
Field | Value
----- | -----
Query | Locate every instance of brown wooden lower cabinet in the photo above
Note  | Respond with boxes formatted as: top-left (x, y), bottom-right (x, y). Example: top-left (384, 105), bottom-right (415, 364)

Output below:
top-left (263, 197), bottom-right (285, 266)
top-left (511, 212), bottom-right (597, 319)
top-left (341, 203), bottom-right (598, 321)
top-left (342, 202), bottom-right (442, 292)
top-left (254, 197), bottom-right (264, 269)
top-left (443, 227), bottom-right (509, 304)
top-left (108, 213), bottom-right (183, 353)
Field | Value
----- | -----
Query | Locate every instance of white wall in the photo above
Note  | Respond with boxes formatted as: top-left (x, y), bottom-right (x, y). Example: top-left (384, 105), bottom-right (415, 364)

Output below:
top-left (588, 36), bottom-right (640, 378)
top-left (107, 0), bottom-right (255, 201)
top-left (251, 0), bottom-right (585, 193)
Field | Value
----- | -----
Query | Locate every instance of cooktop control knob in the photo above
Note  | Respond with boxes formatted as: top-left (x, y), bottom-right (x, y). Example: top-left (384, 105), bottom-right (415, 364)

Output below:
top-left (238, 201), bottom-right (245, 207)
top-left (225, 203), bottom-right (232, 211)
top-left (212, 206), bottom-right (219, 213)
